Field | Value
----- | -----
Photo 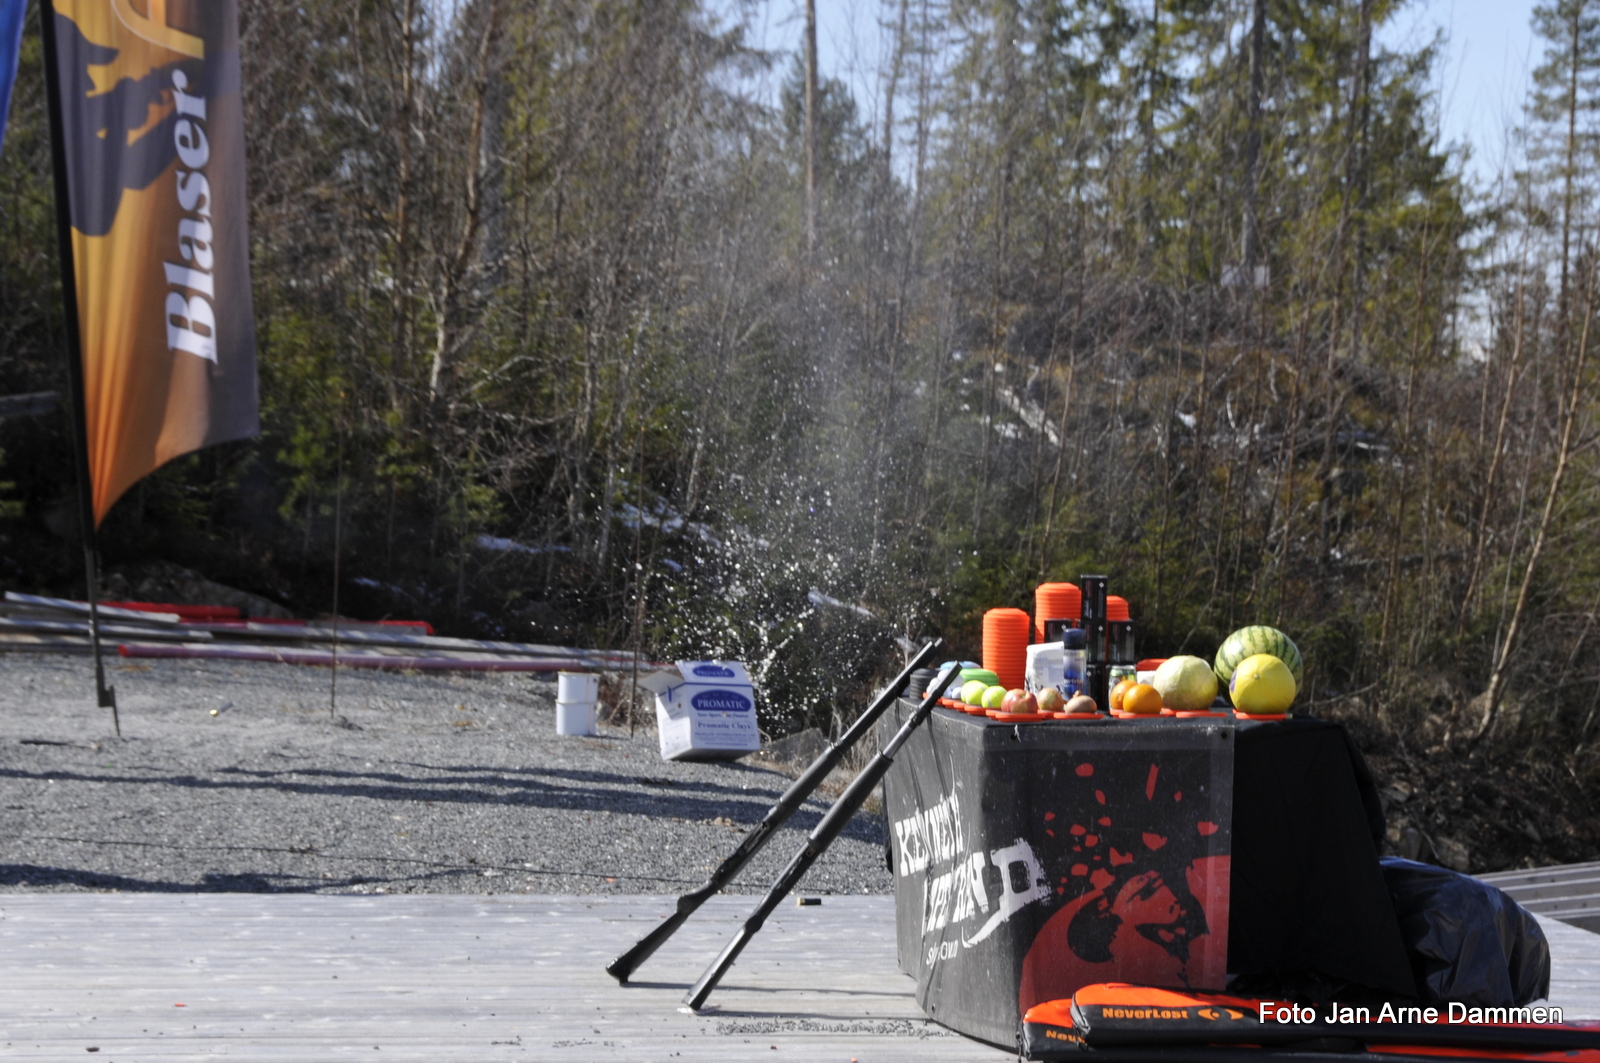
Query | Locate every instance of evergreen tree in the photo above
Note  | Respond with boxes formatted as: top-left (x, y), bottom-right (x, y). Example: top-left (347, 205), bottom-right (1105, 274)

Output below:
top-left (1528, 0), bottom-right (1600, 331)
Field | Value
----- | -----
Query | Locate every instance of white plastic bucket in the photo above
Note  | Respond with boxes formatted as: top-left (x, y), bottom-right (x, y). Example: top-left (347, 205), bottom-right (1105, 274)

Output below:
top-left (558, 671), bottom-right (599, 703)
top-left (556, 700), bottom-right (596, 736)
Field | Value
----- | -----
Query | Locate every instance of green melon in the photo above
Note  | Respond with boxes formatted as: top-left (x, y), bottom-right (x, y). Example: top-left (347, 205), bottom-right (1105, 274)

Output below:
top-left (1214, 625), bottom-right (1303, 692)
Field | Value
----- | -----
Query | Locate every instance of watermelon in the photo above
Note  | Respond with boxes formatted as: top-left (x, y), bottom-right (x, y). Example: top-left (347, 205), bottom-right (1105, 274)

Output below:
top-left (1214, 625), bottom-right (1303, 692)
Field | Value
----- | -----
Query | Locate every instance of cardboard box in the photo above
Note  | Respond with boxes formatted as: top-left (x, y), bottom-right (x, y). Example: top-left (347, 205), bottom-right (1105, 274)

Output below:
top-left (638, 660), bottom-right (762, 761)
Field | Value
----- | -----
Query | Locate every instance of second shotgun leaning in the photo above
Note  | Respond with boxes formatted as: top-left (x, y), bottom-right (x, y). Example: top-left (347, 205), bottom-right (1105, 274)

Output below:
top-left (605, 638), bottom-right (943, 984)
top-left (682, 660), bottom-right (962, 1010)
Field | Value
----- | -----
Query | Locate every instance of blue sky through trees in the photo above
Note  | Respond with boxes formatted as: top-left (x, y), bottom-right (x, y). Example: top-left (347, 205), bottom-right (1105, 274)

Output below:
top-left (726, 0), bottom-right (1541, 192)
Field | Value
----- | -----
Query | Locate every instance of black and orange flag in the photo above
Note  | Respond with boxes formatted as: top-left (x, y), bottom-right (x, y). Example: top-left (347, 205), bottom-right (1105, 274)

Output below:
top-left (41, 0), bottom-right (258, 524)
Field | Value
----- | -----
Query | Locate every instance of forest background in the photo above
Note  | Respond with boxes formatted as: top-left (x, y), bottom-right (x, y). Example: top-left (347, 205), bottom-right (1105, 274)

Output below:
top-left (3, 0), bottom-right (1600, 854)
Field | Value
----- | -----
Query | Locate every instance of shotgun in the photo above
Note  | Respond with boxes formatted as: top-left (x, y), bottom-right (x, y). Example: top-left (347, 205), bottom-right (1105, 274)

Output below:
top-left (605, 639), bottom-right (945, 984)
top-left (682, 660), bottom-right (959, 1009)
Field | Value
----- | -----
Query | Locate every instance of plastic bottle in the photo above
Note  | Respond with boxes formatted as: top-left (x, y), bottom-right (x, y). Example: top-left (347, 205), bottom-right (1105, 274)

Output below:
top-left (1060, 628), bottom-right (1086, 698)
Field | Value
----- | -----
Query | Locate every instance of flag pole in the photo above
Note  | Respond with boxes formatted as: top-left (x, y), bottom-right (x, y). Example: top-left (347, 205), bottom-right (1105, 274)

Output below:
top-left (330, 434), bottom-right (342, 717)
top-left (38, 0), bottom-right (119, 734)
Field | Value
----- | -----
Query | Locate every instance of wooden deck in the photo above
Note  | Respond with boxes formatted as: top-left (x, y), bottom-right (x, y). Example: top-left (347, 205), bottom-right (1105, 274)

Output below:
top-left (0, 894), bottom-right (1007, 1061)
top-left (1, 894), bottom-right (1596, 1061)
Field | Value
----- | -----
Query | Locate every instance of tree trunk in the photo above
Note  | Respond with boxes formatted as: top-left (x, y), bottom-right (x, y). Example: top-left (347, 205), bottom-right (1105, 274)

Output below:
top-left (430, 0), bottom-right (501, 402)
top-left (1474, 277), bottom-right (1596, 740)
top-left (390, 0), bottom-right (419, 418)
top-left (1559, 6), bottom-right (1581, 344)
top-left (1241, 0), bottom-right (1267, 275)
top-left (803, 0), bottom-right (818, 259)
top-left (1459, 263), bottom-right (1532, 629)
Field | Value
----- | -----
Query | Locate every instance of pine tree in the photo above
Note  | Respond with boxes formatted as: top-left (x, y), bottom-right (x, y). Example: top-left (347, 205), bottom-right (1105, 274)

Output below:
top-left (1528, 0), bottom-right (1600, 338)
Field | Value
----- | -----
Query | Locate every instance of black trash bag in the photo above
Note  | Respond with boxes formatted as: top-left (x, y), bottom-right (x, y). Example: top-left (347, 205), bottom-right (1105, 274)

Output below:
top-left (1380, 857), bottom-right (1550, 1007)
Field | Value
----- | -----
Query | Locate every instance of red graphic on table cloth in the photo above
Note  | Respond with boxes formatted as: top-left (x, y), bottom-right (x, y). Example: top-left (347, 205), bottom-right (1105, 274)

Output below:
top-left (1020, 854), bottom-right (1230, 1012)
top-left (1019, 756), bottom-right (1230, 1014)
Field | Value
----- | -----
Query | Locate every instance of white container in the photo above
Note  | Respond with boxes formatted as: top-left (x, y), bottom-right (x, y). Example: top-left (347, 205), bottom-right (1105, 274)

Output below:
top-left (1025, 643), bottom-right (1064, 695)
top-left (556, 699), bottom-right (596, 736)
top-left (558, 671), bottom-right (600, 703)
top-left (637, 660), bottom-right (762, 761)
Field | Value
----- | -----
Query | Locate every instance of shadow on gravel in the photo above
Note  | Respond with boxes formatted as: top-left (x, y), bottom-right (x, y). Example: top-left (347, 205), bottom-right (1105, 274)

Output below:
top-left (0, 863), bottom-right (330, 892)
top-left (394, 759), bottom-right (785, 797)
top-left (0, 765), bottom-right (884, 842)
top-left (0, 859), bottom-right (702, 892)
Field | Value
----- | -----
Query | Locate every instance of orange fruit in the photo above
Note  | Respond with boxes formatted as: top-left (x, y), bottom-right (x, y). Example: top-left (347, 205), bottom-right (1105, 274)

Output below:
top-left (1121, 683), bottom-right (1163, 715)
top-left (1109, 677), bottom-right (1138, 713)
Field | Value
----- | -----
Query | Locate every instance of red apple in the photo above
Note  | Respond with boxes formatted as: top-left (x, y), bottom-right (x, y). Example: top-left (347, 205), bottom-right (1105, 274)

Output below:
top-left (1035, 687), bottom-right (1065, 714)
top-left (1000, 688), bottom-right (1038, 715)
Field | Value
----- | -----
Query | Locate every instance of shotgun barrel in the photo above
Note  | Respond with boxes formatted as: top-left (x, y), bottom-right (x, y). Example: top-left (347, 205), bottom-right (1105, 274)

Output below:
top-left (682, 661), bottom-right (958, 1010)
top-left (605, 639), bottom-right (944, 984)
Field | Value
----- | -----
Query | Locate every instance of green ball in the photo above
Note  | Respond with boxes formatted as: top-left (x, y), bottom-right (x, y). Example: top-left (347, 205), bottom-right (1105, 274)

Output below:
top-left (960, 680), bottom-right (990, 705)
top-left (980, 685), bottom-right (1008, 710)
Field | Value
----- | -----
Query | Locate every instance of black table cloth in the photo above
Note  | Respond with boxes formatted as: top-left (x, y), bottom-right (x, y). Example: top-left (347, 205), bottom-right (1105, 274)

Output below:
top-left (1227, 717), bottom-right (1410, 995)
top-left (878, 704), bottom-right (1414, 1050)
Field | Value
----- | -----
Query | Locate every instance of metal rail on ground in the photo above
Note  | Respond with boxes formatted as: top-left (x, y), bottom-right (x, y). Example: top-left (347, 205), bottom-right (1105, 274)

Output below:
top-left (1481, 861), bottom-right (1600, 933)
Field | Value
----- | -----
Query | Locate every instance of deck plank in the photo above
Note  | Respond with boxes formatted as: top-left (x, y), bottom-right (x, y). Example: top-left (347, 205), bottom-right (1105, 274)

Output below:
top-left (1, 895), bottom-right (1595, 1061)
top-left (1541, 915), bottom-right (1600, 1017)
top-left (0, 894), bottom-right (1007, 1061)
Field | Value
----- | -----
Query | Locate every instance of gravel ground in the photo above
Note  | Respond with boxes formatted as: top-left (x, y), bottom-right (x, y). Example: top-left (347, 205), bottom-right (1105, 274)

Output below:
top-left (0, 652), bottom-right (893, 896)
